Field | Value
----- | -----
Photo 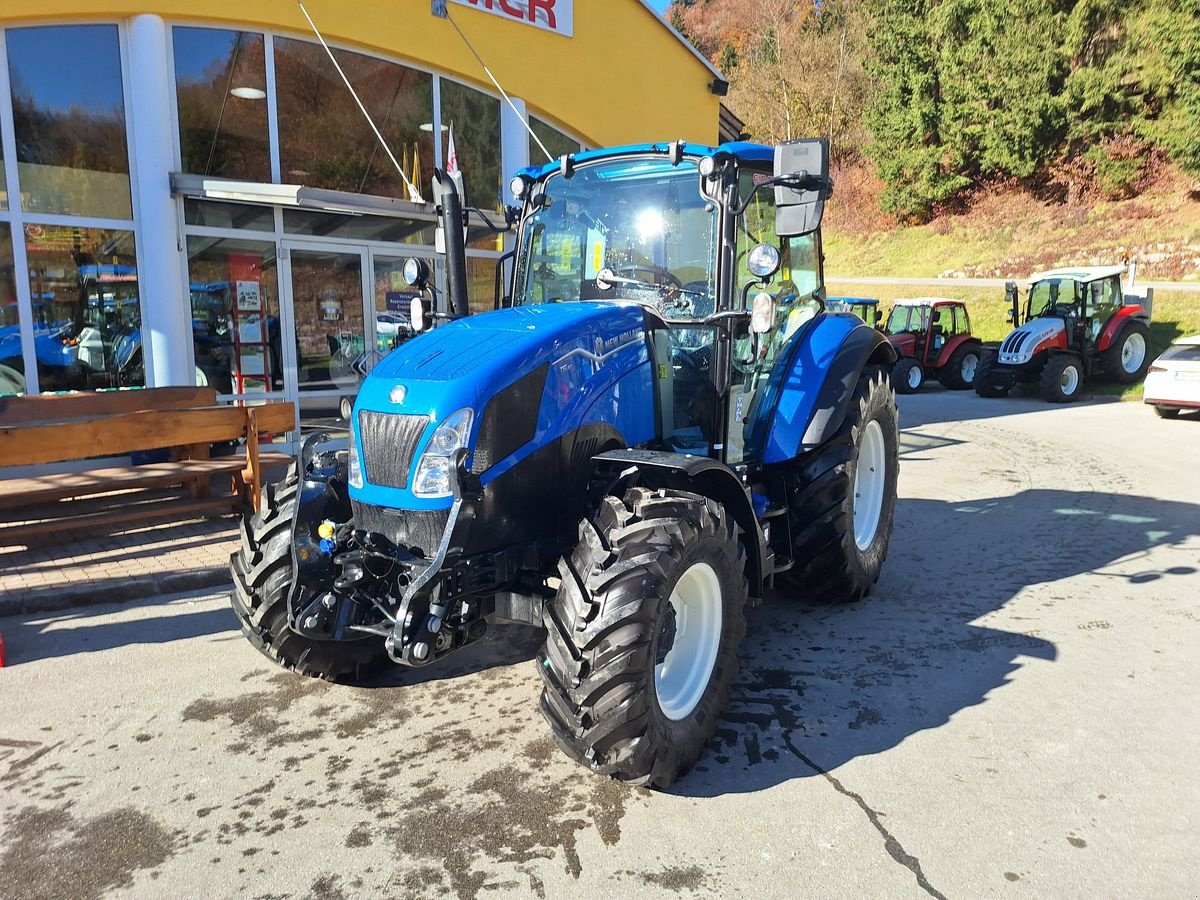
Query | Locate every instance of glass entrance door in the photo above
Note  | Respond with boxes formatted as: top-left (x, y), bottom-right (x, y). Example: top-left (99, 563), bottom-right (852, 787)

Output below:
top-left (280, 241), bottom-right (371, 432)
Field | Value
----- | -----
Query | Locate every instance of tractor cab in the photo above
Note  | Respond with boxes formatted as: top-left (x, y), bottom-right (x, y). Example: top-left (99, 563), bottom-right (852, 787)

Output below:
top-left (508, 140), bottom-right (834, 467)
top-left (827, 296), bottom-right (882, 326)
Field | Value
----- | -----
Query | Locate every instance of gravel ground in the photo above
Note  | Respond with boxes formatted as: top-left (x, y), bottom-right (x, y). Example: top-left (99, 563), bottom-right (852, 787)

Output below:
top-left (1, 391), bottom-right (1197, 899)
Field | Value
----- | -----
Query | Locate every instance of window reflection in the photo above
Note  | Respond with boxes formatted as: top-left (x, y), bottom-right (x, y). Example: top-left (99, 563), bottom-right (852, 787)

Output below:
top-left (283, 209), bottom-right (435, 244)
top-left (185, 236), bottom-right (281, 396)
top-left (530, 116), bottom-right (580, 163)
top-left (275, 38), bottom-right (433, 198)
top-left (0, 226), bottom-right (22, 394)
top-left (440, 80), bottom-right (501, 210)
top-left (24, 226), bottom-right (140, 391)
top-left (173, 27), bottom-right (270, 182)
top-left (287, 248), bottom-right (366, 393)
top-left (7, 25), bottom-right (131, 219)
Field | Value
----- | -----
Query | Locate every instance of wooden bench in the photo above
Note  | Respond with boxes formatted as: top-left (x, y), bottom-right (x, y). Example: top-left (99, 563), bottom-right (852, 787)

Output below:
top-left (0, 386), bottom-right (296, 544)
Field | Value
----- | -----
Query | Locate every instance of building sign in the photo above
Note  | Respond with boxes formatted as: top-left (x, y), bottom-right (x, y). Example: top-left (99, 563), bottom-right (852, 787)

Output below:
top-left (448, 0), bottom-right (573, 37)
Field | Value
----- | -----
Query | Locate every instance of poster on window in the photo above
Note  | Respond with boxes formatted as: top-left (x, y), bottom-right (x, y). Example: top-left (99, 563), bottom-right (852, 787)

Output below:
top-left (236, 280), bottom-right (262, 311)
top-left (238, 347), bottom-right (266, 376)
top-left (238, 315), bottom-right (263, 344)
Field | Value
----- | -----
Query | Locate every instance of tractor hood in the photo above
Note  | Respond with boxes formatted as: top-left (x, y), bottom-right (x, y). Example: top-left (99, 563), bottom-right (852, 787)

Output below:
top-left (350, 302), bottom-right (656, 510)
top-left (998, 318), bottom-right (1066, 365)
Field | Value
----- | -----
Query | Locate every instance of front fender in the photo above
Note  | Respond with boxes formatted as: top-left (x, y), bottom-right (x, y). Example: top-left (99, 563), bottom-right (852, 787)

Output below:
top-left (753, 314), bottom-right (897, 464)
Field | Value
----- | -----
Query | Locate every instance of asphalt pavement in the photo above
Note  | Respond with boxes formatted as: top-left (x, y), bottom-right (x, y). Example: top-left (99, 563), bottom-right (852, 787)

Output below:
top-left (2, 390), bottom-right (1197, 899)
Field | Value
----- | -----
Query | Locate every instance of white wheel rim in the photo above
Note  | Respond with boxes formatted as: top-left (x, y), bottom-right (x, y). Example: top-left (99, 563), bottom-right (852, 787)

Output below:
top-left (907, 365), bottom-right (922, 389)
top-left (655, 562), bottom-right (722, 721)
top-left (1121, 332), bottom-right (1146, 373)
top-left (853, 420), bottom-right (887, 551)
top-left (962, 353), bottom-right (979, 382)
top-left (1061, 365), bottom-right (1080, 395)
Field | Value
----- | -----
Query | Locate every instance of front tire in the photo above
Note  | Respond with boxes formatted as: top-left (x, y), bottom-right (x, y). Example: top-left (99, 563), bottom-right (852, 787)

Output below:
top-left (893, 358), bottom-right (924, 394)
top-left (974, 352), bottom-right (1010, 397)
top-left (538, 488), bottom-right (748, 788)
top-left (1103, 319), bottom-right (1152, 384)
top-left (1040, 354), bottom-right (1084, 403)
top-left (229, 466), bottom-right (387, 681)
top-left (781, 366), bottom-right (899, 604)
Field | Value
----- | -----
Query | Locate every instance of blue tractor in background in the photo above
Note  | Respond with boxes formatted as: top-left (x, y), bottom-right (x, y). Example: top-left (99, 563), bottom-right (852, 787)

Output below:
top-left (230, 138), bottom-right (900, 787)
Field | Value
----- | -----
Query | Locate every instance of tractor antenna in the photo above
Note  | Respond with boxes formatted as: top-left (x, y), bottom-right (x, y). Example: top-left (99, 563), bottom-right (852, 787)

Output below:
top-left (438, 6), bottom-right (555, 163)
top-left (297, 2), bottom-right (423, 201)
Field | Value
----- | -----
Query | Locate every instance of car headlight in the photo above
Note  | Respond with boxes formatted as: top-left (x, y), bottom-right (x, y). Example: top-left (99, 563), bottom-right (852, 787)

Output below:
top-left (347, 438), bottom-right (363, 489)
top-left (412, 409), bottom-right (473, 498)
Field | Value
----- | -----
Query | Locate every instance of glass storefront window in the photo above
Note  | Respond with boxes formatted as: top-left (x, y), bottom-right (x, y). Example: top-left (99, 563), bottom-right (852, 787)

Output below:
top-left (440, 80), bottom-right (501, 211)
top-left (372, 256), bottom-right (423, 356)
top-left (24, 226), bottom-right (140, 391)
top-left (466, 254), bottom-right (499, 314)
top-left (7, 25), bottom-right (131, 219)
top-left (275, 38), bottom-right (433, 198)
top-left (0, 226), bottom-right (22, 394)
top-left (184, 198), bottom-right (275, 232)
top-left (173, 27), bottom-right (270, 182)
top-left (530, 116), bottom-right (580, 163)
top-left (287, 247), bottom-right (366, 393)
top-left (283, 209), bottom-right (435, 244)
top-left (185, 236), bottom-right (281, 396)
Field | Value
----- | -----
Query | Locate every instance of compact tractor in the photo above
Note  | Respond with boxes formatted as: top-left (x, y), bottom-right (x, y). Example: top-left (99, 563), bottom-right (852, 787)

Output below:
top-left (975, 266), bottom-right (1152, 402)
top-left (882, 298), bottom-right (983, 393)
top-left (229, 139), bottom-right (900, 787)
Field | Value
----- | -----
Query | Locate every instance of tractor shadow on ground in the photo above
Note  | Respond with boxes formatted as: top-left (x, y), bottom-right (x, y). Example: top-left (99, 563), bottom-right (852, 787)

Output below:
top-left (897, 384), bottom-right (1124, 427)
top-left (677, 486), bottom-right (1200, 798)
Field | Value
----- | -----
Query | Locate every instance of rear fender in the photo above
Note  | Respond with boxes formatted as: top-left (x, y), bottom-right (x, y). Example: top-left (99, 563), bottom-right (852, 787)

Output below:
top-left (1097, 306), bottom-right (1142, 352)
top-left (589, 448), bottom-right (768, 598)
top-left (752, 315), bottom-right (897, 463)
top-left (933, 334), bottom-right (979, 369)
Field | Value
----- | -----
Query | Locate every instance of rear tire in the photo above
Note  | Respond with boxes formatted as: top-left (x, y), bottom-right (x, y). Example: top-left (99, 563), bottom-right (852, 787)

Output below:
top-left (974, 352), bottom-right (1010, 397)
top-left (942, 343), bottom-right (981, 390)
top-left (1103, 319), bottom-right (1151, 384)
top-left (781, 366), bottom-right (899, 604)
top-left (1039, 354), bottom-right (1084, 403)
top-left (893, 358), bottom-right (923, 394)
top-left (538, 488), bottom-right (747, 788)
top-left (229, 466), bottom-right (387, 681)
top-left (1154, 405), bottom-right (1180, 419)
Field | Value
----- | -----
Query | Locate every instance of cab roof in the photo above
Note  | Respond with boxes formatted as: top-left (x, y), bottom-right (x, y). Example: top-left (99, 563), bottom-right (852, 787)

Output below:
top-left (891, 297), bottom-right (961, 307)
top-left (517, 141), bottom-right (774, 181)
top-left (1029, 265), bottom-right (1127, 283)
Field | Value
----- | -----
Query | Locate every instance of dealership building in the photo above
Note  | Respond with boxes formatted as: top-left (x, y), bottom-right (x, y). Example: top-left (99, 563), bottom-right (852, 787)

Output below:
top-left (0, 0), bottom-right (733, 428)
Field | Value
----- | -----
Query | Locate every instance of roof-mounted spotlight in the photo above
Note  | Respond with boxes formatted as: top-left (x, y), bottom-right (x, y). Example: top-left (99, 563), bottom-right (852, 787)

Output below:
top-left (559, 154), bottom-right (575, 179)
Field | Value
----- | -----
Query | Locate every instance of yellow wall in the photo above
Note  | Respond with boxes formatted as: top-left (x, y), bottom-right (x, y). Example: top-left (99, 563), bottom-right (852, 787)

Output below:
top-left (0, 0), bottom-right (722, 148)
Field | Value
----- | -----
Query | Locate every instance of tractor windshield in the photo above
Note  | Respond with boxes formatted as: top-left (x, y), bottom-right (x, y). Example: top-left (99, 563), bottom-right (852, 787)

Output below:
top-left (1028, 279), bottom-right (1083, 318)
top-left (513, 157), bottom-right (718, 321)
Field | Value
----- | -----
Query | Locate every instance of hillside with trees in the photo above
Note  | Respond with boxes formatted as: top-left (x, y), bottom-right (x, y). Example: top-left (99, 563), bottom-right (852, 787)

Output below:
top-left (668, 0), bottom-right (1200, 281)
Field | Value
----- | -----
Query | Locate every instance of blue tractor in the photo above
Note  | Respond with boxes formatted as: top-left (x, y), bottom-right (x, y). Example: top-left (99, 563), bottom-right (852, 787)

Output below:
top-left (230, 139), bottom-right (900, 787)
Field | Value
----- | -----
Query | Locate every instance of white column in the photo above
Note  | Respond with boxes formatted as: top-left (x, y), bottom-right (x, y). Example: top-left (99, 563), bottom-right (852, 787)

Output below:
top-left (127, 14), bottom-right (192, 387)
top-left (501, 96), bottom-right (531, 190)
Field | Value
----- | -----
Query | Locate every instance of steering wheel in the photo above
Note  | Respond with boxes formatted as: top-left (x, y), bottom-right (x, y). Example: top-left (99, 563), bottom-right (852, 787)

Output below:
top-left (612, 263), bottom-right (683, 290)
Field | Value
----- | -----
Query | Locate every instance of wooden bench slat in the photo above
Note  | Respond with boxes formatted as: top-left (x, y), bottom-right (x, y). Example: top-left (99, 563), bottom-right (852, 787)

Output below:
top-left (0, 451), bottom-right (293, 511)
top-left (0, 402), bottom-right (296, 467)
top-left (1, 495), bottom-right (241, 544)
top-left (0, 386), bottom-right (218, 425)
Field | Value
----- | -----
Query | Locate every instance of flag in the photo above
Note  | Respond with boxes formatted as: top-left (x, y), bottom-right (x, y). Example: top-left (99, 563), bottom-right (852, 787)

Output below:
top-left (409, 142), bottom-right (424, 202)
top-left (431, 0), bottom-right (448, 18)
top-left (446, 123), bottom-right (459, 175)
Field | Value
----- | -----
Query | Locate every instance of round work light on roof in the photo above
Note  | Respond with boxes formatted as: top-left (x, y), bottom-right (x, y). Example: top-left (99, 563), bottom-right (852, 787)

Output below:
top-left (509, 176), bottom-right (529, 201)
top-left (699, 156), bottom-right (717, 177)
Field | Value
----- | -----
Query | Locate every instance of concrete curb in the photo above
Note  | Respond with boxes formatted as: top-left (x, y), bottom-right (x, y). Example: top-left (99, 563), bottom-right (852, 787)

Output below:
top-left (0, 567), bottom-right (232, 618)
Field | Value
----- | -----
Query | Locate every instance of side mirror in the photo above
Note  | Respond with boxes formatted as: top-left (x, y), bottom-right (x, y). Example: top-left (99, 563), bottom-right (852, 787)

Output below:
top-left (774, 138), bottom-right (833, 238)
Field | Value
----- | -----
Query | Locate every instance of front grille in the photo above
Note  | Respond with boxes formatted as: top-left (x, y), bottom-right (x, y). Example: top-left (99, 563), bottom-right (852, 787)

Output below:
top-left (352, 500), bottom-right (449, 557)
top-left (358, 411), bottom-right (428, 489)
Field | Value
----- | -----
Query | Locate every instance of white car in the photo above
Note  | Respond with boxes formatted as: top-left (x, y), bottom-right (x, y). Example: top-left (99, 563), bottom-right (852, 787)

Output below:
top-left (1144, 334), bottom-right (1200, 418)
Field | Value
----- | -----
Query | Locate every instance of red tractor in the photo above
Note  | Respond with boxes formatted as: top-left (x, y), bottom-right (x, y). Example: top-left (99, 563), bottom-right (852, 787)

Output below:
top-left (882, 298), bottom-right (984, 393)
top-left (975, 266), bottom-right (1152, 402)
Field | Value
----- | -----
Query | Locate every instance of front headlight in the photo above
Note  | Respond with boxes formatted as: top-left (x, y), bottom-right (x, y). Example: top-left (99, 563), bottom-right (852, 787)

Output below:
top-left (412, 409), bottom-right (473, 498)
top-left (347, 438), bottom-right (363, 489)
